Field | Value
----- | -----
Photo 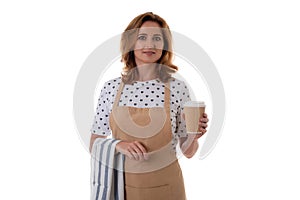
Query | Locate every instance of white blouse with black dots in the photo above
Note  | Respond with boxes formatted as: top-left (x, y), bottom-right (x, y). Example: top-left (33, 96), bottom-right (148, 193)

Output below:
top-left (90, 77), bottom-right (191, 149)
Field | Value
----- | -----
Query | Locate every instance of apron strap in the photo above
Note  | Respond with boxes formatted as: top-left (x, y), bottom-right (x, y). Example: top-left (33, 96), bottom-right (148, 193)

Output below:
top-left (112, 81), bottom-right (125, 109)
top-left (164, 81), bottom-right (170, 113)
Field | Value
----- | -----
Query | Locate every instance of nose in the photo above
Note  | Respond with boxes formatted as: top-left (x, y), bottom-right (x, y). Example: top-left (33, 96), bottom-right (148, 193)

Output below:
top-left (144, 38), bottom-right (155, 48)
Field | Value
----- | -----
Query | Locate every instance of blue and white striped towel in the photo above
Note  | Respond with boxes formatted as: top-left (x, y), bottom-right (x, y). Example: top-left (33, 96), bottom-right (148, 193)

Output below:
top-left (91, 138), bottom-right (125, 200)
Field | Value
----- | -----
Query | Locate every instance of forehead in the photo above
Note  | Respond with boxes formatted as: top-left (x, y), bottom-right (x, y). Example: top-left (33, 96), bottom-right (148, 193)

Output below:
top-left (138, 21), bottom-right (162, 35)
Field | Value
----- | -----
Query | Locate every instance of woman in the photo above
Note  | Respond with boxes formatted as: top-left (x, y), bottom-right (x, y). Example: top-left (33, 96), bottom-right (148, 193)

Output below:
top-left (90, 12), bottom-right (209, 200)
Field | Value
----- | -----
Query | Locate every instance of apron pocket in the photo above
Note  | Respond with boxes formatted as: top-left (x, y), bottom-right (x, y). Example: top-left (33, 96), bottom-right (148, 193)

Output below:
top-left (125, 184), bottom-right (171, 200)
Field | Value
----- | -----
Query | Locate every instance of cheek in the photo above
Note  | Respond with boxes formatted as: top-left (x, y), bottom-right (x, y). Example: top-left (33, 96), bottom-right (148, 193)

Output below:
top-left (133, 49), bottom-right (140, 57)
top-left (156, 50), bottom-right (163, 58)
top-left (134, 41), bottom-right (143, 50)
top-left (155, 41), bottom-right (164, 50)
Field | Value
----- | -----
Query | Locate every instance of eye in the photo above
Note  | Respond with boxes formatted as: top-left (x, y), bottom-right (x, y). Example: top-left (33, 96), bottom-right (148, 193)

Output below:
top-left (153, 36), bottom-right (162, 41)
top-left (138, 35), bottom-right (146, 40)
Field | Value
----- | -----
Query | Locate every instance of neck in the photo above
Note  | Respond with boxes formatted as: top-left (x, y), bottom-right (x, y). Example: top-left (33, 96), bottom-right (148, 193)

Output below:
top-left (136, 63), bottom-right (158, 81)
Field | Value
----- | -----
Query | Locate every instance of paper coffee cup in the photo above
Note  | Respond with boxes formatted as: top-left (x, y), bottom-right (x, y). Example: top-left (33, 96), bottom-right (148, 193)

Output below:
top-left (183, 101), bottom-right (206, 134)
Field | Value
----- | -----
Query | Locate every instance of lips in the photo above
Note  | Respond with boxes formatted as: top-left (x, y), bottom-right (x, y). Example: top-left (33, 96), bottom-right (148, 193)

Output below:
top-left (142, 50), bottom-right (156, 56)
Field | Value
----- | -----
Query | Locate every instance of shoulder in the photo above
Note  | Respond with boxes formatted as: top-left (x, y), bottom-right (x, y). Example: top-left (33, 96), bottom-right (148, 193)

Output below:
top-left (102, 77), bottom-right (122, 89)
top-left (104, 77), bottom-right (122, 85)
top-left (168, 77), bottom-right (190, 100)
top-left (169, 77), bottom-right (188, 89)
top-left (99, 77), bottom-right (121, 103)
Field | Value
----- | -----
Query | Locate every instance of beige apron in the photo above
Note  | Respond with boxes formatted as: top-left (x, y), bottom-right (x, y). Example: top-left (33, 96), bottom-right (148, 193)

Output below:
top-left (109, 81), bottom-right (186, 200)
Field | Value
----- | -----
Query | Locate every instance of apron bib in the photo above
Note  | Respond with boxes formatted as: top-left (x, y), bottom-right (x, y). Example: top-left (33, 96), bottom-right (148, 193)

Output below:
top-left (109, 81), bottom-right (186, 200)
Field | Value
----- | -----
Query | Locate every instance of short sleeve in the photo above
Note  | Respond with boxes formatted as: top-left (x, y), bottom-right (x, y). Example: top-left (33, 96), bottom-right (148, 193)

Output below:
top-left (175, 81), bottom-right (191, 138)
top-left (90, 82), bottom-right (112, 136)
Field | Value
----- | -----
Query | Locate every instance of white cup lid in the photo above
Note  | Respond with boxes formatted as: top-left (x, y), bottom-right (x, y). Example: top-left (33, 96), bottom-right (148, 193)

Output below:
top-left (184, 101), bottom-right (206, 107)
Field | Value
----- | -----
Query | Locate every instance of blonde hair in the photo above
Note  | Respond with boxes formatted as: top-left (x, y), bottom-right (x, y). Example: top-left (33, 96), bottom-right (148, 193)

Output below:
top-left (120, 12), bottom-right (178, 84)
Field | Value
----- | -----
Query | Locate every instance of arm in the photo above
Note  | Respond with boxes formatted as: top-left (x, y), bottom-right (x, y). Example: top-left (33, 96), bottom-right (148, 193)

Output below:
top-left (174, 80), bottom-right (209, 158)
top-left (180, 135), bottom-right (199, 159)
top-left (180, 113), bottom-right (209, 158)
top-left (89, 78), bottom-right (148, 160)
top-left (89, 80), bottom-right (112, 152)
top-left (89, 134), bottom-right (107, 153)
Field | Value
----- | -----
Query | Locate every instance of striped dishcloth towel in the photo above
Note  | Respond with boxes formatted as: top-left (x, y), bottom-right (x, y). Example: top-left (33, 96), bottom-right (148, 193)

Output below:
top-left (90, 138), bottom-right (124, 200)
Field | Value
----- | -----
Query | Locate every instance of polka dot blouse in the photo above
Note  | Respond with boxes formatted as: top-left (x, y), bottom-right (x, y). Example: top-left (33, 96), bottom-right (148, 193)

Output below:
top-left (90, 77), bottom-right (191, 148)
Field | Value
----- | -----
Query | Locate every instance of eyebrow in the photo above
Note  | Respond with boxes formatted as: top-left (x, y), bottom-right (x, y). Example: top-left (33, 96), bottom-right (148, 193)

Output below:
top-left (138, 33), bottom-right (162, 37)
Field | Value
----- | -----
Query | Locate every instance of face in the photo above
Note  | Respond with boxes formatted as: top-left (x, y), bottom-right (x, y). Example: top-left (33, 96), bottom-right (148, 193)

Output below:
top-left (134, 21), bottom-right (164, 66)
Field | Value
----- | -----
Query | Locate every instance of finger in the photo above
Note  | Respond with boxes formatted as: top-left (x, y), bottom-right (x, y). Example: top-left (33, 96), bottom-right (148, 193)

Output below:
top-left (127, 146), bottom-right (139, 160)
top-left (142, 153), bottom-right (148, 160)
top-left (137, 151), bottom-right (144, 161)
top-left (125, 149), bottom-right (134, 160)
top-left (199, 128), bottom-right (207, 134)
top-left (130, 144), bottom-right (145, 160)
top-left (131, 151), bottom-right (140, 160)
top-left (134, 141), bottom-right (148, 160)
top-left (199, 122), bottom-right (208, 128)
top-left (203, 113), bottom-right (208, 118)
top-left (134, 141), bottom-right (147, 153)
top-left (200, 118), bottom-right (209, 123)
top-left (196, 129), bottom-right (206, 137)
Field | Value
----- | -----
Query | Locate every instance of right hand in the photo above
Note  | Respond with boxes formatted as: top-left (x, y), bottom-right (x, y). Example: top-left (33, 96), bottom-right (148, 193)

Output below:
top-left (116, 141), bottom-right (148, 161)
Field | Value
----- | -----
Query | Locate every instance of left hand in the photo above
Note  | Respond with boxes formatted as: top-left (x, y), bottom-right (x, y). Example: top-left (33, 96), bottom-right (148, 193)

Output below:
top-left (193, 113), bottom-right (209, 140)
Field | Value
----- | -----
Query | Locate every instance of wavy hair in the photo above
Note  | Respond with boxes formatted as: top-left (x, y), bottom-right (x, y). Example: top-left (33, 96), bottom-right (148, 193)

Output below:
top-left (120, 12), bottom-right (178, 84)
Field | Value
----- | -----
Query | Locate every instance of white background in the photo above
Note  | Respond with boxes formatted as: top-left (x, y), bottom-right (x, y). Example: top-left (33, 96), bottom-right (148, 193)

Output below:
top-left (1, 0), bottom-right (299, 199)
